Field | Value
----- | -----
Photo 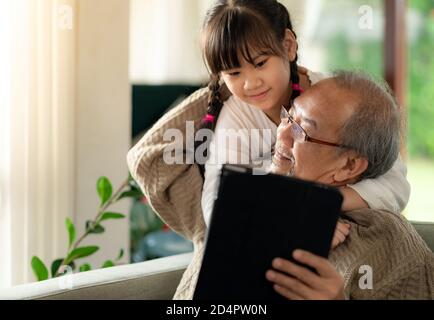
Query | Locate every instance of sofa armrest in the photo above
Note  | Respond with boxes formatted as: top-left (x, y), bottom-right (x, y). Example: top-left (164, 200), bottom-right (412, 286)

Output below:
top-left (412, 221), bottom-right (434, 252)
top-left (0, 252), bottom-right (192, 300)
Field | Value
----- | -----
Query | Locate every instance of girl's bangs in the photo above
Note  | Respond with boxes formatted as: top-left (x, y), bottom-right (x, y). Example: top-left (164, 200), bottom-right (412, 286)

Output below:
top-left (203, 9), bottom-right (284, 74)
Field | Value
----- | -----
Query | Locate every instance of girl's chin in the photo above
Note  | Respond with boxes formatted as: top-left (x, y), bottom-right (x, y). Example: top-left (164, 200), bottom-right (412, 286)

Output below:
top-left (251, 101), bottom-right (275, 111)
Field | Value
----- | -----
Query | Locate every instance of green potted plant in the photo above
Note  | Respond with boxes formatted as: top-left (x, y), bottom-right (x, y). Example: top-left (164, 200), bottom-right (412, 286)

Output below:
top-left (31, 174), bottom-right (144, 281)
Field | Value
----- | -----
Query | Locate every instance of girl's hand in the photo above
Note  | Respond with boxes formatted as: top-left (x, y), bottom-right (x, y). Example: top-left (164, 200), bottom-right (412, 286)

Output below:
top-left (265, 250), bottom-right (346, 300)
top-left (297, 65), bottom-right (308, 75)
top-left (331, 221), bottom-right (351, 249)
top-left (339, 186), bottom-right (369, 212)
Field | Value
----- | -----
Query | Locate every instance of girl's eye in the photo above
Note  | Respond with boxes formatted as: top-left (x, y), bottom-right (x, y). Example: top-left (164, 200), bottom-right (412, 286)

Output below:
top-left (229, 72), bottom-right (240, 76)
top-left (256, 59), bottom-right (268, 68)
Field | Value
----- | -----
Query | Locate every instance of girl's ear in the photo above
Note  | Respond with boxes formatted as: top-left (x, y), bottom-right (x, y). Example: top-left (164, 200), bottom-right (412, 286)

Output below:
top-left (282, 28), bottom-right (297, 62)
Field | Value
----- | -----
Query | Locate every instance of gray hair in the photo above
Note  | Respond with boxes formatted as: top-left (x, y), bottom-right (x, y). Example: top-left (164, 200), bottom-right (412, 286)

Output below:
top-left (332, 71), bottom-right (401, 179)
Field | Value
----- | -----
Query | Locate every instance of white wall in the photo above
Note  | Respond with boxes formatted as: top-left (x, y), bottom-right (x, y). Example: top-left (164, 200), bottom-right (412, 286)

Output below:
top-left (129, 0), bottom-right (213, 84)
top-left (129, 0), bottom-right (312, 85)
top-left (75, 0), bottom-right (131, 268)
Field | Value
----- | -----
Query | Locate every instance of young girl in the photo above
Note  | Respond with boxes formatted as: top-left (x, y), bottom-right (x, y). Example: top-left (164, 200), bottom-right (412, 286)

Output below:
top-left (198, 0), bottom-right (410, 244)
top-left (127, 0), bottom-right (410, 299)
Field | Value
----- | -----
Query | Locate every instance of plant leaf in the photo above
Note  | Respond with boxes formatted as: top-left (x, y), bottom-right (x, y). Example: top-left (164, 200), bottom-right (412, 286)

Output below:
top-left (117, 190), bottom-right (143, 201)
top-left (102, 260), bottom-right (115, 268)
top-left (51, 258), bottom-right (64, 278)
top-left (31, 256), bottom-right (49, 281)
top-left (79, 263), bottom-right (92, 272)
top-left (100, 212), bottom-right (125, 222)
top-left (86, 220), bottom-right (105, 234)
top-left (65, 217), bottom-right (76, 249)
top-left (65, 246), bottom-right (99, 265)
top-left (90, 224), bottom-right (105, 234)
top-left (97, 177), bottom-right (112, 207)
top-left (116, 248), bottom-right (124, 261)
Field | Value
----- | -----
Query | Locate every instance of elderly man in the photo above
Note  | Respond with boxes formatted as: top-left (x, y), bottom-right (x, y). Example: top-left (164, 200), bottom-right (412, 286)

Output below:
top-left (128, 70), bottom-right (433, 300)
top-left (265, 71), bottom-right (434, 300)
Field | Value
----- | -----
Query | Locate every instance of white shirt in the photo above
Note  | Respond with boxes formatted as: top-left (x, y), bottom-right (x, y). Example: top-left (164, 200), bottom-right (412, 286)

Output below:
top-left (201, 71), bottom-right (410, 226)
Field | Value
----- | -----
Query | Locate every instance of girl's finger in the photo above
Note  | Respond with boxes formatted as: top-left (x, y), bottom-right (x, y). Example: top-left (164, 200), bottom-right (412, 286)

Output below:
top-left (336, 222), bottom-right (351, 236)
top-left (333, 229), bottom-right (346, 243)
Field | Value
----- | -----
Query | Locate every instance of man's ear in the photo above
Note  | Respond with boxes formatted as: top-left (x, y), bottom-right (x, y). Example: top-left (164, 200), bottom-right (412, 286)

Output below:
top-left (333, 152), bottom-right (369, 183)
top-left (282, 28), bottom-right (297, 62)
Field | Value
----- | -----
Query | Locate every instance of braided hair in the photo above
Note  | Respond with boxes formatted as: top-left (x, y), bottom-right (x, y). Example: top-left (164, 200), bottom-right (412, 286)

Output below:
top-left (196, 0), bottom-right (302, 167)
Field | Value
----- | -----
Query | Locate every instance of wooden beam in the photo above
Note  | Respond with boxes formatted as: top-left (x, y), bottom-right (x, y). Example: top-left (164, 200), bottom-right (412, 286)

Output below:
top-left (384, 0), bottom-right (407, 155)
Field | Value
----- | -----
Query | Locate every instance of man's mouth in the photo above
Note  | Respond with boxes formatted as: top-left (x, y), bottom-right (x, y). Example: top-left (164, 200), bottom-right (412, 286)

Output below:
top-left (275, 148), bottom-right (292, 161)
top-left (271, 146), bottom-right (295, 176)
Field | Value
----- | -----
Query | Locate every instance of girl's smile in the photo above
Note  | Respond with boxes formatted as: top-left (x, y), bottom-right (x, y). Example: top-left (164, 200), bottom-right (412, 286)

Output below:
top-left (248, 88), bottom-right (271, 101)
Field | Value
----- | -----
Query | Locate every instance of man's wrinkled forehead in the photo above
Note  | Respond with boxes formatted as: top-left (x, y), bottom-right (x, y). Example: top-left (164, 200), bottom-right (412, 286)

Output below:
top-left (293, 79), bottom-right (356, 133)
top-left (291, 81), bottom-right (330, 128)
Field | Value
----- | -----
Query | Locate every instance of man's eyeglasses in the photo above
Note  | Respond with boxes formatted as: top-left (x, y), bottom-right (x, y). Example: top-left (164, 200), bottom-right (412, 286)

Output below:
top-left (280, 106), bottom-right (350, 149)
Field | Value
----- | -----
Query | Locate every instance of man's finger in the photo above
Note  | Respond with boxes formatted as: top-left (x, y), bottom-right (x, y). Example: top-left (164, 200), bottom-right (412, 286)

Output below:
top-left (273, 284), bottom-right (304, 300)
top-left (270, 258), bottom-right (321, 288)
top-left (266, 270), bottom-right (314, 299)
top-left (292, 250), bottom-right (335, 277)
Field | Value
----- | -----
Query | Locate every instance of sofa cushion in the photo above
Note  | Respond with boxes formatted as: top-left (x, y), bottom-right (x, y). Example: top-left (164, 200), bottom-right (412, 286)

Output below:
top-left (412, 221), bottom-right (434, 252)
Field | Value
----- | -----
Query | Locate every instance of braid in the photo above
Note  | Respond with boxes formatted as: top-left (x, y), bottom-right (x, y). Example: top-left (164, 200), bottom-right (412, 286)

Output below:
top-left (290, 60), bottom-right (301, 101)
top-left (194, 75), bottom-right (224, 174)
top-left (205, 75), bottom-right (224, 131)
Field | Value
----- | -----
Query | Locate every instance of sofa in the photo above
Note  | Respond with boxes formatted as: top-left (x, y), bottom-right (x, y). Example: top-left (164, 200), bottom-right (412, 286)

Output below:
top-left (1, 221), bottom-right (433, 300)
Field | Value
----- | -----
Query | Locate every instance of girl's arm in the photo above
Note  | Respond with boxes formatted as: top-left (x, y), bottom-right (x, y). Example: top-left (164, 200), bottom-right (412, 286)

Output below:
top-left (341, 156), bottom-right (410, 213)
top-left (201, 105), bottom-right (252, 226)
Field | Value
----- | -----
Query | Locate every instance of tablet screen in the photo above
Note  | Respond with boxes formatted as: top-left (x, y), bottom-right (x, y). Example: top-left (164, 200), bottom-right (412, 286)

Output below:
top-left (194, 165), bottom-right (343, 300)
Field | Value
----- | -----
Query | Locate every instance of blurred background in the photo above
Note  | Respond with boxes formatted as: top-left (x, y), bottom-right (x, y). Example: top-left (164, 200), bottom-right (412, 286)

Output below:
top-left (0, 0), bottom-right (433, 288)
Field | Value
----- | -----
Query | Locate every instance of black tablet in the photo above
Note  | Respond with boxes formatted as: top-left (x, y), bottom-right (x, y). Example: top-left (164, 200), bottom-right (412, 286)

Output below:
top-left (193, 164), bottom-right (343, 300)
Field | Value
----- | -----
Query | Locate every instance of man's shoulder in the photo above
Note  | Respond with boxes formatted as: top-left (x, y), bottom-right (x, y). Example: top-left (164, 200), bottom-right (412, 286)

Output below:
top-left (336, 208), bottom-right (434, 300)
top-left (342, 208), bottom-right (431, 258)
top-left (344, 208), bottom-right (414, 236)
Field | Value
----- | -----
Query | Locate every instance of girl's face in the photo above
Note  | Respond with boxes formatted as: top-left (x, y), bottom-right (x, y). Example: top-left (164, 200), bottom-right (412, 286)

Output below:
top-left (220, 53), bottom-right (292, 114)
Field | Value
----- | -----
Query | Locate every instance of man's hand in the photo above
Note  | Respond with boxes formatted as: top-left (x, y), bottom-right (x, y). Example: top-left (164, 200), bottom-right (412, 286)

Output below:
top-left (265, 249), bottom-right (345, 300)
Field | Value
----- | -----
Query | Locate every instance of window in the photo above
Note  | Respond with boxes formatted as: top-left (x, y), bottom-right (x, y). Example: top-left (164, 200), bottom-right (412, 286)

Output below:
top-left (406, 0), bottom-right (434, 222)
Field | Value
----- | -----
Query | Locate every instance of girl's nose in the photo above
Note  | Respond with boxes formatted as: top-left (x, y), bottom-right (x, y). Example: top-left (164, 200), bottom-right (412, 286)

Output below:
top-left (243, 74), bottom-right (262, 91)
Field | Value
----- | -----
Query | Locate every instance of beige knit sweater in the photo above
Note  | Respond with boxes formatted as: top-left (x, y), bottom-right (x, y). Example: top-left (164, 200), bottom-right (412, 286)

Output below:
top-left (127, 86), bottom-right (434, 300)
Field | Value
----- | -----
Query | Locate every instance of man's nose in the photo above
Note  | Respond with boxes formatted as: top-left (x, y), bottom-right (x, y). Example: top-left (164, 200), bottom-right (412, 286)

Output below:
top-left (277, 123), bottom-right (294, 150)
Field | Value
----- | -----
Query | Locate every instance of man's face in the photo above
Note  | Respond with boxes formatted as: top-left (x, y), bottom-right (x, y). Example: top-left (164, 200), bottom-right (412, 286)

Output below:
top-left (273, 79), bottom-right (357, 185)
